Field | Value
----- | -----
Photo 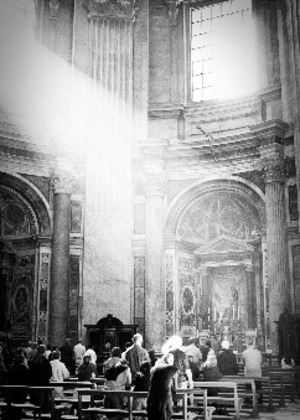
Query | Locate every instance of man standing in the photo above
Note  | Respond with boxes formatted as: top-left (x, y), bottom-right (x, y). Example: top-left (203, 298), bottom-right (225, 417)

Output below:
top-left (243, 341), bottom-right (262, 403)
top-left (125, 333), bottom-right (150, 381)
top-left (60, 338), bottom-right (75, 375)
top-left (243, 341), bottom-right (262, 377)
top-left (73, 338), bottom-right (86, 374)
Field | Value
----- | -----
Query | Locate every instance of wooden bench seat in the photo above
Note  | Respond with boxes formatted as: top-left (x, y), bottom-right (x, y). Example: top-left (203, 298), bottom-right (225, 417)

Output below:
top-left (192, 381), bottom-right (242, 420)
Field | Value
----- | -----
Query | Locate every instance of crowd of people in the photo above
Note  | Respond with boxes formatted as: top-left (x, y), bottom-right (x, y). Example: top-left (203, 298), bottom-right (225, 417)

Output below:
top-left (0, 334), bottom-right (296, 420)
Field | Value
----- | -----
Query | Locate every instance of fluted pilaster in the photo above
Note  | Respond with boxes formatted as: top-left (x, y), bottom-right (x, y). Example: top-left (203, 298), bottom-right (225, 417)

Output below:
top-left (260, 143), bottom-right (287, 349)
top-left (145, 174), bottom-right (166, 351)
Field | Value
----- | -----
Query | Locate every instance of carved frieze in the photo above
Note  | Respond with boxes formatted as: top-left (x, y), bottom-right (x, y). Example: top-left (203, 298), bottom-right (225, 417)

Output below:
top-left (84, 0), bottom-right (135, 20)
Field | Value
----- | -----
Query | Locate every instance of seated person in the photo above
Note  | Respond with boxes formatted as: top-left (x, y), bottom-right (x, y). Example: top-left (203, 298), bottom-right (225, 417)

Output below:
top-left (281, 355), bottom-right (295, 369)
top-left (49, 350), bottom-right (70, 397)
top-left (104, 358), bottom-right (131, 420)
top-left (77, 354), bottom-right (97, 381)
top-left (133, 360), bottom-right (151, 411)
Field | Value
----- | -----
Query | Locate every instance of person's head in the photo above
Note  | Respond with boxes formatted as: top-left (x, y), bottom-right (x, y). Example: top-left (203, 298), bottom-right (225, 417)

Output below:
top-left (111, 347), bottom-right (121, 358)
top-left (133, 333), bottom-right (143, 346)
top-left (14, 354), bottom-right (26, 366)
top-left (140, 360), bottom-right (151, 375)
top-left (162, 352), bottom-right (174, 366)
top-left (52, 350), bottom-right (61, 360)
top-left (188, 337), bottom-right (198, 346)
top-left (65, 338), bottom-right (71, 345)
top-left (221, 340), bottom-right (230, 350)
top-left (205, 354), bottom-right (217, 368)
top-left (283, 356), bottom-right (292, 365)
top-left (37, 344), bottom-right (46, 356)
top-left (83, 354), bottom-right (91, 364)
top-left (78, 338), bottom-right (83, 344)
top-left (248, 340), bottom-right (254, 347)
top-left (124, 342), bottom-right (131, 350)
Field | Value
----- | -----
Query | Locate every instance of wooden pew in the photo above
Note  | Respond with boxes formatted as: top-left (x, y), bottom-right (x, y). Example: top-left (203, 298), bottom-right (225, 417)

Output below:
top-left (220, 376), bottom-right (259, 416)
top-left (223, 375), bottom-right (273, 412)
top-left (262, 368), bottom-right (299, 406)
top-left (75, 388), bottom-right (207, 420)
top-left (192, 381), bottom-right (242, 420)
top-left (0, 385), bottom-right (56, 420)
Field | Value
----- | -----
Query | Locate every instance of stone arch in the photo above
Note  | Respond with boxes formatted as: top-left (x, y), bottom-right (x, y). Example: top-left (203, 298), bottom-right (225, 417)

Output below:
top-left (165, 176), bottom-right (265, 241)
top-left (0, 171), bottom-right (51, 235)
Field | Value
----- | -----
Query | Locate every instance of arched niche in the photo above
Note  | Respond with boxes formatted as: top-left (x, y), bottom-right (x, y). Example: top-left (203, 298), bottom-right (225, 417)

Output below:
top-left (0, 172), bottom-right (52, 344)
top-left (164, 177), bottom-right (266, 341)
top-left (166, 177), bottom-right (265, 241)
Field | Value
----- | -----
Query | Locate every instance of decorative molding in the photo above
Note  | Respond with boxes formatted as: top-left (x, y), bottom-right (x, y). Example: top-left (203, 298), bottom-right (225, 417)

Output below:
top-left (163, 0), bottom-right (183, 26)
top-left (83, 0), bottom-right (135, 20)
top-left (49, 0), bottom-right (60, 20)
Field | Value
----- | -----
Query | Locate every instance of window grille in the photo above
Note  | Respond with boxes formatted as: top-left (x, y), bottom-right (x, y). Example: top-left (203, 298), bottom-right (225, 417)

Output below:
top-left (191, 0), bottom-right (256, 102)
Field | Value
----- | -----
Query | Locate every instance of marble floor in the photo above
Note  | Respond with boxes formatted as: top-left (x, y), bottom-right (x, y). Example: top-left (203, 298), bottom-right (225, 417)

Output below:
top-left (258, 400), bottom-right (300, 420)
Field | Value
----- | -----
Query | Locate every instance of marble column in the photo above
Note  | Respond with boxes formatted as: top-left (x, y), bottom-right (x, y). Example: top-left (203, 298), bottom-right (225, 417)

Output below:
top-left (49, 174), bottom-right (71, 346)
top-left (145, 174), bottom-right (166, 351)
top-left (260, 143), bottom-right (287, 350)
top-left (278, 1), bottom-right (300, 223)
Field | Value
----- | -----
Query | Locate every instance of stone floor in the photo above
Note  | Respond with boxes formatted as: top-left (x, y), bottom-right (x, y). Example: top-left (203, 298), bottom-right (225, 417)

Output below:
top-left (258, 400), bottom-right (300, 420)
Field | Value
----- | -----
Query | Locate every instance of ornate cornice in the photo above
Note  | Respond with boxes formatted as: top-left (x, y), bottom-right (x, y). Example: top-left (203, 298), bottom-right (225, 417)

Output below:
top-left (83, 0), bottom-right (135, 20)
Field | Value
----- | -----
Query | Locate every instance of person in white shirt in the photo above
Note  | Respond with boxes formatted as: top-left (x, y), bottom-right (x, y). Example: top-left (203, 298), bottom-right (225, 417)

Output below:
top-left (84, 345), bottom-right (97, 367)
top-left (50, 350), bottom-right (70, 397)
top-left (73, 338), bottom-right (86, 374)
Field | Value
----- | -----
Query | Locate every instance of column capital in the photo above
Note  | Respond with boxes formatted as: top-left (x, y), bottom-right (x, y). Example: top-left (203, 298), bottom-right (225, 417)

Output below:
top-left (49, 0), bottom-right (60, 20)
top-left (163, 0), bottom-right (183, 26)
top-left (83, 0), bottom-right (136, 20)
top-left (51, 163), bottom-right (74, 195)
top-left (259, 143), bottom-right (286, 183)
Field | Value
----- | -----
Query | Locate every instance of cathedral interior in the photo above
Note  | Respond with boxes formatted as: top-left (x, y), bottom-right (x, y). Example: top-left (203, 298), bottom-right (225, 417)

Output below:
top-left (0, 0), bottom-right (300, 361)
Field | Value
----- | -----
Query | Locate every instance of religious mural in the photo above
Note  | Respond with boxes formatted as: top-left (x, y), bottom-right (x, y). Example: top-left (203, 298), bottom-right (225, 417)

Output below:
top-left (0, 187), bottom-right (37, 237)
top-left (177, 192), bottom-right (261, 244)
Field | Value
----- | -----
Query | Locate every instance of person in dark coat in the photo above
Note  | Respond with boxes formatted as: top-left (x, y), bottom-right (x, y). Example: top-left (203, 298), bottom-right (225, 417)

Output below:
top-left (77, 354), bottom-right (97, 381)
top-left (60, 337), bottom-right (75, 375)
top-left (147, 353), bottom-right (178, 420)
top-left (7, 354), bottom-right (29, 420)
top-left (133, 360), bottom-right (151, 411)
top-left (217, 340), bottom-right (239, 375)
top-left (28, 344), bottom-right (52, 410)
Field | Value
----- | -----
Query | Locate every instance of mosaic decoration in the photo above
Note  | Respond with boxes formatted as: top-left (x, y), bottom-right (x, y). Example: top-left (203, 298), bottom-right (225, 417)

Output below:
top-left (134, 257), bottom-right (145, 336)
top-left (165, 254), bottom-right (174, 337)
top-left (10, 253), bottom-right (35, 342)
top-left (71, 201), bottom-right (82, 233)
top-left (38, 253), bottom-right (50, 339)
top-left (0, 187), bottom-right (37, 237)
top-left (178, 254), bottom-right (196, 327)
top-left (69, 256), bottom-right (80, 343)
top-left (177, 192), bottom-right (261, 244)
top-left (288, 185), bottom-right (299, 221)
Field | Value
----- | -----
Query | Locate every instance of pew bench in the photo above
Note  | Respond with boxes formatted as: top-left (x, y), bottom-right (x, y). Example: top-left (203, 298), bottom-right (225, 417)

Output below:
top-left (220, 376), bottom-right (259, 416)
top-left (192, 381), bottom-right (242, 420)
top-left (261, 368), bottom-right (299, 406)
top-left (0, 385), bottom-right (56, 420)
